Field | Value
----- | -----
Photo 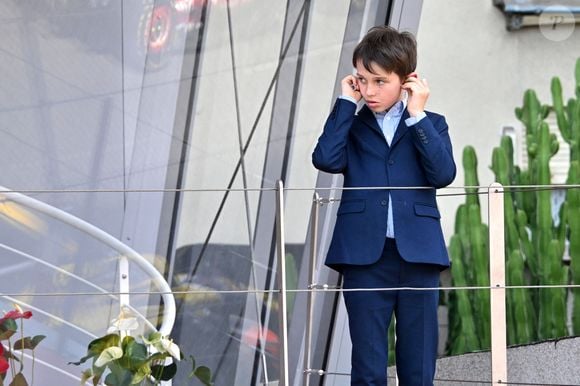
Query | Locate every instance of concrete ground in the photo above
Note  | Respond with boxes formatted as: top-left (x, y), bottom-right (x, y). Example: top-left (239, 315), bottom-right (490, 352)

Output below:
top-left (387, 336), bottom-right (580, 385)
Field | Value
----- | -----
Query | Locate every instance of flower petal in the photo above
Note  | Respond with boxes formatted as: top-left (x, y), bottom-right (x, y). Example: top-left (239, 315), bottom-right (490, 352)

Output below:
top-left (107, 307), bottom-right (139, 333)
top-left (94, 346), bottom-right (123, 367)
top-left (160, 338), bottom-right (181, 360)
top-left (0, 356), bottom-right (9, 374)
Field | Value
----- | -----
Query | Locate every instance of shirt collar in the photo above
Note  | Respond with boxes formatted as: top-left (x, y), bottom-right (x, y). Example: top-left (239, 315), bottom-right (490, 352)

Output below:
top-left (374, 97), bottom-right (407, 119)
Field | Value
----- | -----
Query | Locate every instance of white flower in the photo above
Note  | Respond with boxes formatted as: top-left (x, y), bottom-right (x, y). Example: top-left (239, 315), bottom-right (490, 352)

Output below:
top-left (107, 306), bottom-right (139, 334)
top-left (142, 332), bottom-right (181, 360)
top-left (160, 337), bottom-right (181, 360)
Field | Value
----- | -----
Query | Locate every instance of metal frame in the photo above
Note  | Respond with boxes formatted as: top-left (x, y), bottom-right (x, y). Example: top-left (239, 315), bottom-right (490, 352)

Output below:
top-left (303, 192), bottom-right (320, 386)
top-left (275, 180), bottom-right (290, 386)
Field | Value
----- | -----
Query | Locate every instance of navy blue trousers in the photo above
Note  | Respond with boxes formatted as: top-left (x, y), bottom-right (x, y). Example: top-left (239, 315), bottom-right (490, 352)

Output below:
top-left (342, 238), bottom-right (440, 386)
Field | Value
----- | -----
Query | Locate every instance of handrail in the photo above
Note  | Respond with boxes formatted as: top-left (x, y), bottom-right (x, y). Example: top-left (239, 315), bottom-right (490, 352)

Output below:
top-left (0, 243), bottom-right (159, 334)
top-left (0, 186), bottom-right (176, 336)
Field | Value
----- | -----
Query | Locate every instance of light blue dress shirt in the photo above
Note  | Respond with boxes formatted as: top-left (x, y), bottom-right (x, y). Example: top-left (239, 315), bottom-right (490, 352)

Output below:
top-left (338, 95), bottom-right (425, 238)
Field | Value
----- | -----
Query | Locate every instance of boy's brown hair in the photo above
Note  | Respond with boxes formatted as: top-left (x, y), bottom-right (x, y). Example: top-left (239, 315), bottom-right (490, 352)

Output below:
top-left (352, 26), bottom-right (417, 79)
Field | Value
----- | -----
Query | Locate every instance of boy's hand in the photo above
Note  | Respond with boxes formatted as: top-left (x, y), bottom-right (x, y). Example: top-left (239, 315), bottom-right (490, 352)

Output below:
top-left (341, 75), bottom-right (362, 102)
top-left (402, 72), bottom-right (429, 117)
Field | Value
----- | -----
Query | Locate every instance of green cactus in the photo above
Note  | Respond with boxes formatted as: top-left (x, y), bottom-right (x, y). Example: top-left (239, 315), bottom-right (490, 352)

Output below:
top-left (446, 147), bottom-right (489, 355)
top-left (551, 59), bottom-right (580, 335)
top-left (464, 146), bottom-right (480, 209)
top-left (455, 204), bottom-right (472, 282)
top-left (468, 203), bottom-right (490, 348)
top-left (448, 235), bottom-right (480, 354)
top-left (490, 144), bottom-right (519, 254)
top-left (507, 250), bottom-right (537, 344)
top-left (447, 59), bottom-right (580, 356)
top-left (538, 240), bottom-right (568, 339)
top-left (515, 90), bottom-right (550, 152)
top-left (516, 209), bottom-right (535, 278)
top-left (520, 115), bottom-right (567, 340)
top-left (490, 141), bottom-right (538, 344)
top-left (551, 58), bottom-right (580, 162)
top-left (567, 161), bottom-right (580, 334)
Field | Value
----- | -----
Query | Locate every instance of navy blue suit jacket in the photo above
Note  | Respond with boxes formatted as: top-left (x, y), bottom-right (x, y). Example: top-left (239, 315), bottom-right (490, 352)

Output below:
top-left (312, 98), bottom-right (456, 271)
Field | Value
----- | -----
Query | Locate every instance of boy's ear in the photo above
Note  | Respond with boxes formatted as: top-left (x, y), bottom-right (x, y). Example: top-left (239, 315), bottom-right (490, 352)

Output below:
top-left (405, 72), bottom-right (418, 80)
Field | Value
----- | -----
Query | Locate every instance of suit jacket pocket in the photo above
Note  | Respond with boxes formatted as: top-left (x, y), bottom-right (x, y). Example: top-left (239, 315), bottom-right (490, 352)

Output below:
top-left (337, 199), bottom-right (366, 215)
top-left (414, 203), bottom-right (441, 219)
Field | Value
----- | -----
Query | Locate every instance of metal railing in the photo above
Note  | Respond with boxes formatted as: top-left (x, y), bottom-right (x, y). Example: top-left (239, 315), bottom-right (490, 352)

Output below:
top-left (4, 182), bottom-right (580, 384)
top-left (283, 182), bottom-right (509, 386)
top-left (0, 185), bottom-right (176, 336)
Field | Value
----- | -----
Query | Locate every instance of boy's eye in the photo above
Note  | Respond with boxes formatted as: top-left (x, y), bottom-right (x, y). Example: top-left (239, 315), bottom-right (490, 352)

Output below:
top-left (357, 77), bottom-right (366, 84)
top-left (377, 80), bottom-right (385, 85)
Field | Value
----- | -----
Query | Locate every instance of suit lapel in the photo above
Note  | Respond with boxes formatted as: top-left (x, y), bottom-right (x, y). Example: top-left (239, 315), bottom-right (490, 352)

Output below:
top-left (357, 104), bottom-right (410, 149)
top-left (357, 104), bottom-right (383, 135)
top-left (390, 108), bottom-right (410, 148)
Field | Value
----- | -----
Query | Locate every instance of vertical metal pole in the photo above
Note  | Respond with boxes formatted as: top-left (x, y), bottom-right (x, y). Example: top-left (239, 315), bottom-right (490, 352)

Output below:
top-left (119, 256), bottom-right (130, 311)
top-left (488, 183), bottom-right (507, 385)
top-left (303, 193), bottom-right (320, 386)
top-left (275, 180), bottom-right (290, 386)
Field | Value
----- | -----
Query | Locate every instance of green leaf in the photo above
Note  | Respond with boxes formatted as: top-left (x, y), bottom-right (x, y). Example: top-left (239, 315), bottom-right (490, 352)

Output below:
top-left (194, 366), bottom-right (213, 386)
top-left (151, 362), bottom-right (177, 381)
top-left (68, 353), bottom-right (92, 366)
top-left (0, 319), bottom-right (17, 332)
top-left (8, 373), bottom-right (27, 386)
top-left (104, 367), bottom-right (132, 386)
top-left (130, 363), bottom-right (151, 384)
top-left (89, 334), bottom-right (120, 355)
top-left (121, 337), bottom-right (148, 370)
top-left (13, 335), bottom-right (46, 350)
top-left (80, 369), bottom-right (93, 384)
top-left (143, 332), bottom-right (162, 345)
top-left (94, 347), bottom-right (123, 367)
top-left (69, 334), bottom-right (120, 366)
top-left (91, 370), bottom-right (102, 386)
top-left (0, 320), bottom-right (17, 341)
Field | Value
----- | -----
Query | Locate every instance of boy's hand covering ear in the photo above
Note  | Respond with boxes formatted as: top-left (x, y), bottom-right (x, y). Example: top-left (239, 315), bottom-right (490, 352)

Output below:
top-left (402, 73), bottom-right (429, 117)
top-left (341, 75), bottom-right (362, 102)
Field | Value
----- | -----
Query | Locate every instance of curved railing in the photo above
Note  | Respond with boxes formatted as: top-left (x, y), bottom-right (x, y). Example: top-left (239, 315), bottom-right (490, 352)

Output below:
top-left (0, 186), bottom-right (176, 336)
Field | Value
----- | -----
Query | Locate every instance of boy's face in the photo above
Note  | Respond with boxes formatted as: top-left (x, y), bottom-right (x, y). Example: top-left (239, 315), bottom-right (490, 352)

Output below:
top-left (355, 60), bottom-right (404, 113)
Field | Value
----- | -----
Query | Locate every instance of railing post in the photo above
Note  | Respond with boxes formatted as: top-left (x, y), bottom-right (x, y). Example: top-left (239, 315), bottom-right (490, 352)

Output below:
top-left (303, 192), bottom-right (320, 386)
top-left (488, 183), bottom-right (507, 385)
top-left (275, 180), bottom-right (289, 386)
top-left (119, 257), bottom-right (130, 311)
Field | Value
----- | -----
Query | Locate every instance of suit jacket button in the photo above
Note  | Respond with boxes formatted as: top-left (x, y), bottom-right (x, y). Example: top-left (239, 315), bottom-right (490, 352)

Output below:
top-left (381, 200), bottom-right (387, 206)
top-left (388, 160), bottom-right (394, 165)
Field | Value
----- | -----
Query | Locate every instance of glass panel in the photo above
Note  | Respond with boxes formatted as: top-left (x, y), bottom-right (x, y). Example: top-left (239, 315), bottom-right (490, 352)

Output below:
top-left (172, 189), bottom-right (275, 384)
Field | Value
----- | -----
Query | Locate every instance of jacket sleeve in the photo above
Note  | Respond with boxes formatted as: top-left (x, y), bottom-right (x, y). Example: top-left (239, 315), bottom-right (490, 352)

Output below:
top-left (408, 113), bottom-right (456, 188)
top-left (312, 98), bottom-right (357, 174)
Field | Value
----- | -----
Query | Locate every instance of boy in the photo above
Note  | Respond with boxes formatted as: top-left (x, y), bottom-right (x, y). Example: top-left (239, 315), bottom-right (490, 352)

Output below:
top-left (312, 26), bottom-right (456, 385)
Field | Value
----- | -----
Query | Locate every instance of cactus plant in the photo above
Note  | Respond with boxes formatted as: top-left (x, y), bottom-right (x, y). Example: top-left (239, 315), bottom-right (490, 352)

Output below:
top-left (506, 250), bottom-right (537, 344)
top-left (552, 59), bottom-right (580, 335)
top-left (447, 58), bottom-right (580, 356)
top-left (448, 235), bottom-right (480, 354)
top-left (568, 161), bottom-right (580, 334)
